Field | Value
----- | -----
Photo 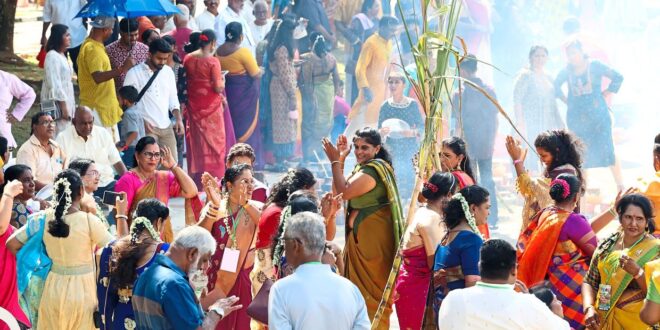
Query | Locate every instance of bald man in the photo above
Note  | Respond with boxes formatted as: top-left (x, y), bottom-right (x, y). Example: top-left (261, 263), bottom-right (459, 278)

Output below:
top-left (56, 106), bottom-right (127, 197)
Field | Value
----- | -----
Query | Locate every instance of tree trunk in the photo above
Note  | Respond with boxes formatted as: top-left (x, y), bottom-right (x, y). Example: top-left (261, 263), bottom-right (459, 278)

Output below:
top-left (0, 0), bottom-right (18, 54)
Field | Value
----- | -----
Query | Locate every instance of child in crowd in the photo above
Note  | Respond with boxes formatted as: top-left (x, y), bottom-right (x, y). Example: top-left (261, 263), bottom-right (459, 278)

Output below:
top-left (331, 80), bottom-right (350, 142)
top-left (116, 86), bottom-right (145, 168)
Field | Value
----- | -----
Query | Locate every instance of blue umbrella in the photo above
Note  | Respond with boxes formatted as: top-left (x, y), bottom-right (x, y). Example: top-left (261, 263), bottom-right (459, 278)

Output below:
top-left (75, 0), bottom-right (181, 18)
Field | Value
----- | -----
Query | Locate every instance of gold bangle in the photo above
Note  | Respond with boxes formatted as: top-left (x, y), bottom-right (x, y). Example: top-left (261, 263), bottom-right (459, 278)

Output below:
top-left (608, 207), bottom-right (617, 217)
top-left (331, 161), bottom-right (343, 166)
top-left (116, 215), bottom-right (128, 220)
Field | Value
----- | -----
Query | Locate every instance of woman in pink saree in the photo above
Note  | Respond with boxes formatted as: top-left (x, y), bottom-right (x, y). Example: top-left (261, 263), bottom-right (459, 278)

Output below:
top-left (393, 172), bottom-right (458, 329)
top-left (115, 137), bottom-right (200, 242)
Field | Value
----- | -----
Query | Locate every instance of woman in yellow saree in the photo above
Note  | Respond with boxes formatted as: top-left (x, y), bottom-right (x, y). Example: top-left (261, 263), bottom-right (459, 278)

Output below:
top-left (115, 137), bottom-right (200, 242)
top-left (322, 128), bottom-right (404, 329)
top-left (582, 194), bottom-right (660, 330)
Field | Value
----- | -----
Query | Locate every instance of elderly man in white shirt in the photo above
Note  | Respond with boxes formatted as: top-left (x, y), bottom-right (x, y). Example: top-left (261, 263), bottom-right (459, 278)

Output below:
top-left (269, 212), bottom-right (370, 330)
top-left (438, 239), bottom-right (570, 330)
top-left (40, 0), bottom-right (87, 73)
top-left (214, 0), bottom-right (256, 53)
top-left (123, 38), bottom-right (183, 162)
top-left (56, 106), bottom-right (127, 196)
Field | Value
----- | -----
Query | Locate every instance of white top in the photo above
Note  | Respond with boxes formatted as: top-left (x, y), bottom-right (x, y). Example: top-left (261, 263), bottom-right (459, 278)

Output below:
top-left (123, 63), bottom-right (179, 129)
top-left (214, 6), bottom-right (256, 54)
top-left (240, 1), bottom-right (255, 24)
top-left (56, 125), bottom-right (122, 187)
top-left (196, 9), bottom-right (218, 31)
top-left (41, 50), bottom-right (75, 116)
top-left (249, 19), bottom-right (273, 46)
top-left (438, 282), bottom-right (571, 330)
top-left (269, 263), bottom-right (370, 330)
top-left (162, 15), bottom-right (199, 34)
top-left (43, 0), bottom-right (88, 48)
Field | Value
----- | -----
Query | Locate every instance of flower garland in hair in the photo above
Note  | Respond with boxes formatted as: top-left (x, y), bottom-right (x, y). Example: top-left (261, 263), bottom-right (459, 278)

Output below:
top-left (129, 216), bottom-right (161, 245)
top-left (272, 205), bottom-right (292, 267)
top-left (51, 177), bottom-right (73, 214)
top-left (551, 178), bottom-right (571, 199)
top-left (451, 192), bottom-right (482, 238)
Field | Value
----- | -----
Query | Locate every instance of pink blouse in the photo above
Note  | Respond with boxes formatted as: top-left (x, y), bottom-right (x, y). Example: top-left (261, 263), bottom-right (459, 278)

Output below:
top-left (114, 171), bottom-right (181, 211)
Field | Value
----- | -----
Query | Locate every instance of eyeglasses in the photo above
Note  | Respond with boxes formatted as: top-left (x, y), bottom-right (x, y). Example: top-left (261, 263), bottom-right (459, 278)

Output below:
top-left (84, 170), bottom-right (100, 178)
top-left (141, 151), bottom-right (162, 159)
top-left (38, 120), bottom-right (56, 126)
top-left (387, 79), bottom-right (403, 84)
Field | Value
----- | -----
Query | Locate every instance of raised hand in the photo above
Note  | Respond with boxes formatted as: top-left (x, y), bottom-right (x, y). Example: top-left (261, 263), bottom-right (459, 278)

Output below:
top-left (336, 135), bottom-right (352, 161)
top-left (505, 135), bottom-right (526, 162)
top-left (160, 145), bottom-right (177, 170)
top-left (3, 180), bottom-right (23, 198)
top-left (115, 192), bottom-right (128, 216)
top-left (202, 172), bottom-right (222, 207)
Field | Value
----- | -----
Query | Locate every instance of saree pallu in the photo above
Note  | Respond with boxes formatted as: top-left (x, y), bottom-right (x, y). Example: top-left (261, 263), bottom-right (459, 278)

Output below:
top-left (518, 208), bottom-right (589, 327)
top-left (393, 245), bottom-right (430, 330)
top-left (344, 159), bottom-right (404, 329)
top-left (207, 212), bottom-right (257, 330)
top-left (344, 206), bottom-right (395, 330)
top-left (16, 212), bottom-right (51, 329)
top-left (184, 63), bottom-right (227, 188)
top-left (226, 74), bottom-right (263, 169)
top-left (517, 209), bottom-right (570, 287)
top-left (301, 75), bottom-right (335, 163)
top-left (127, 171), bottom-right (203, 243)
top-left (595, 235), bottom-right (659, 329)
top-left (248, 248), bottom-right (276, 330)
top-left (301, 79), bottom-right (335, 162)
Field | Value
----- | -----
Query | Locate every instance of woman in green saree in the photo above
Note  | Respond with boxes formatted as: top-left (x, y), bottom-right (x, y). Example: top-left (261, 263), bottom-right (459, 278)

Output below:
top-left (322, 127), bottom-right (404, 329)
top-left (582, 194), bottom-right (660, 329)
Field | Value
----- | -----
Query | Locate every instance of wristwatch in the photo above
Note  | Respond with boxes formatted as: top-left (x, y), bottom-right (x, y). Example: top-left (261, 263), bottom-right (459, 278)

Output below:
top-left (209, 306), bottom-right (225, 320)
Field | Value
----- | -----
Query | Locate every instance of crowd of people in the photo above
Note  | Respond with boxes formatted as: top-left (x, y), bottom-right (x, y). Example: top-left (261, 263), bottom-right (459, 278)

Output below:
top-left (0, 0), bottom-right (659, 330)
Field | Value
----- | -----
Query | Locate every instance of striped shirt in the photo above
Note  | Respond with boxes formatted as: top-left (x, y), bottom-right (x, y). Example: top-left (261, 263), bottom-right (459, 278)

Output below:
top-left (132, 254), bottom-right (204, 330)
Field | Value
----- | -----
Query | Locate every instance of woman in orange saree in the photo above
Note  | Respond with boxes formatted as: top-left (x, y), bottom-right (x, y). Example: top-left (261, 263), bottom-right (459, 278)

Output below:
top-left (440, 136), bottom-right (489, 238)
top-left (183, 29), bottom-right (227, 187)
top-left (517, 174), bottom-right (597, 328)
top-left (115, 137), bottom-right (200, 242)
top-left (582, 194), bottom-right (660, 330)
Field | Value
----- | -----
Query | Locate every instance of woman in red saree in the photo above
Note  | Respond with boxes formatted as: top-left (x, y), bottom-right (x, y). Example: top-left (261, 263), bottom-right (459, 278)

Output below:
top-left (393, 172), bottom-right (458, 330)
top-left (440, 136), bottom-right (489, 238)
top-left (115, 137), bottom-right (200, 242)
top-left (198, 166), bottom-right (263, 330)
top-left (183, 29), bottom-right (227, 187)
top-left (517, 174), bottom-right (597, 328)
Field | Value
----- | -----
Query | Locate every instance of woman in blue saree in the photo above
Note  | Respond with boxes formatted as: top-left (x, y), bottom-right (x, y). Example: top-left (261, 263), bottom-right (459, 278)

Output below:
top-left (423, 185), bottom-right (491, 328)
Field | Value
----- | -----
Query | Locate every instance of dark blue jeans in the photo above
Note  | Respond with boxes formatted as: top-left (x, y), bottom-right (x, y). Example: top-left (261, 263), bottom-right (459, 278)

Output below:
top-left (475, 158), bottom-right (499, 226)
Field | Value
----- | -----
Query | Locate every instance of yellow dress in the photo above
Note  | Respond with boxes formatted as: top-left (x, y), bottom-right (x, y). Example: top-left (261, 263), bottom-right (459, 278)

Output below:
top-left (37, 211), bottom-right (113, 330)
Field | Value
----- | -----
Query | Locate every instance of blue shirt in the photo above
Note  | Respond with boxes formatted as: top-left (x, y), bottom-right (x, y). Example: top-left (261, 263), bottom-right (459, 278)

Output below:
top-left (132, 254), bottom-right (204, 330)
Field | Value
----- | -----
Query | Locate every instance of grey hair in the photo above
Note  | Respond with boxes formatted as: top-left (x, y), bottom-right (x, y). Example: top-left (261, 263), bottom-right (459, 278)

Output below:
top-left (172, 226), bottom-right (216, 256)
top-left (285, 212), bottom-right (326, 254)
